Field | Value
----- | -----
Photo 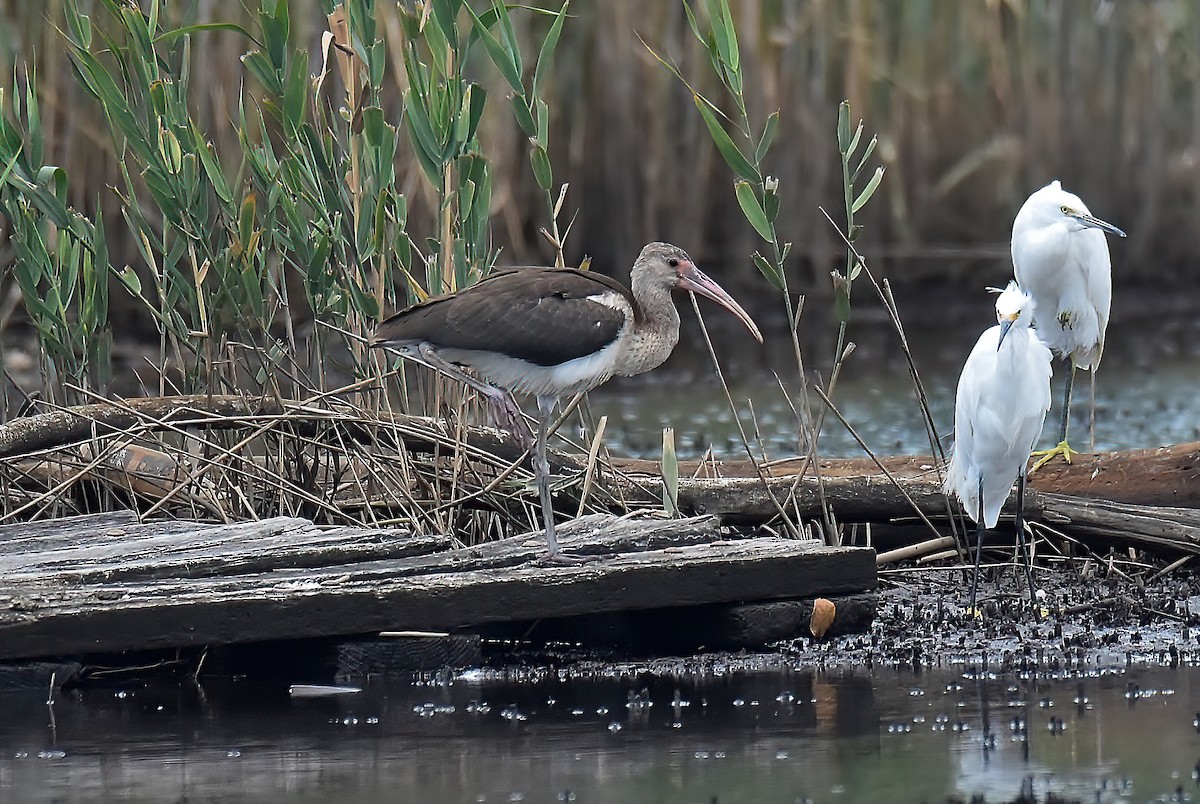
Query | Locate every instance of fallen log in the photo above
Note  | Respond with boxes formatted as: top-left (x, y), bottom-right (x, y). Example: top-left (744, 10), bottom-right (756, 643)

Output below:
top-left (3, 396), bottom-right (1198, 558)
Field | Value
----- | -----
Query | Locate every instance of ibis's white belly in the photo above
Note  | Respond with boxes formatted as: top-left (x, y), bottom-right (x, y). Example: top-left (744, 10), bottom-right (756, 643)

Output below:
top-left (435, 336), bottom-right (626, 399)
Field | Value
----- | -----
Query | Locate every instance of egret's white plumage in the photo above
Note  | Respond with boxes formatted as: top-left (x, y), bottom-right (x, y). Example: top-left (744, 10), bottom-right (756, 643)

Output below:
top-left (946, 282), bottom-right (1052, 611)
top-left (1009, 181), bottom-right (1124, 470)
top-left (1011, 180), bottom-right (1123, 370)
top-left (945, 282), bottom-right (1052, 529)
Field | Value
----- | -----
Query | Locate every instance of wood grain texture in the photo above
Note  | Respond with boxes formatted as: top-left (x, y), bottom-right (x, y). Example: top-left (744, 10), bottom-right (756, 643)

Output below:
top-left (0, 512), bottom-right (876, 660)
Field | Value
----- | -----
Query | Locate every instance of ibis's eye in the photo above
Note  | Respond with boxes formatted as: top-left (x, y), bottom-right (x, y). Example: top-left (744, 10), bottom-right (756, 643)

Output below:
top-left (668, 258), bottom-right (679, 267)
top-left (1060, 205), bottom-right (1072, 215)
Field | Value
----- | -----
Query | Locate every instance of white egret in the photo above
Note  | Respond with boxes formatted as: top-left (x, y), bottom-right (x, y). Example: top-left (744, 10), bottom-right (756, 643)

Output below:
top-left (1011, 181), bottom-right (1125, 469)
top-left (945, 282), bottom-right (1053, 612)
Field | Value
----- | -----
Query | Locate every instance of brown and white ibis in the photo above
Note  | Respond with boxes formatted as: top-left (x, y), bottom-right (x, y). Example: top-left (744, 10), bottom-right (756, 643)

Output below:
top-left (371, 241), bottom-right (763, 560)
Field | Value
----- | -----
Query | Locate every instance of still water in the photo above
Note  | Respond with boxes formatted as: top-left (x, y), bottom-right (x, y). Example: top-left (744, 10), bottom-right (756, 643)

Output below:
top-left (2, 661), bottom-right (1199, 802)
top-left (587, 294), bottom-right (1200, 459)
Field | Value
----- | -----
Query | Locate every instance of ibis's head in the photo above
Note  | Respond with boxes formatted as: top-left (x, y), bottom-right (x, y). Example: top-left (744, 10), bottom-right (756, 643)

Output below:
top-left (635, 242), bottom-right (763, 343)
top-left (992, 280), bottom-right (1035, 350)
top-left (1016, 180), bottom-right (1126, 239)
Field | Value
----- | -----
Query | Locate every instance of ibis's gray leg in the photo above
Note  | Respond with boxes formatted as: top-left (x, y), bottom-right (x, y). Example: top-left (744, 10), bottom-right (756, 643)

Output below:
top-left (531, 395), bottom-right (587, 564)
top-left (969, 478), bottom-right (986, 616)
top-left (413, 342), bottom-right (533, 447)
top-left (1015, 467), bottom-right (1038, 610)
top-left (535, 395), bottom-right (559, 557)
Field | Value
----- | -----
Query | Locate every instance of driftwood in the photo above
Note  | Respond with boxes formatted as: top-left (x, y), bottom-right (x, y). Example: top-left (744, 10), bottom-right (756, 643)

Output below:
top-left (0, 512), bottom-right (876, 661)
top-left (2, 395), bottom-right (1198, 560)
top-left (600, 445), bottom-right (1200, 557)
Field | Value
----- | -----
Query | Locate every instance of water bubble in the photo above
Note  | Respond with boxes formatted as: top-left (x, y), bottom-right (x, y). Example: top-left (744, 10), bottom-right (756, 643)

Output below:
top-left (501, 706), bottom-right (528, 722)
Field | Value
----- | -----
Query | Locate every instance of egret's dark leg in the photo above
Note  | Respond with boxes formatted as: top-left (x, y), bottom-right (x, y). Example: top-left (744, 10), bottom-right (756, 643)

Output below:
top-left (969, 478), bottom-right (986, 615)
top-left (1057, 359), bottom-right (1075, 445)
top-left (1032, 357), bottom-right (1076, 471)
top-left (414, 342), bottom-right (533, 446)
top-left (1014, 467), bottom-right (1037, 610)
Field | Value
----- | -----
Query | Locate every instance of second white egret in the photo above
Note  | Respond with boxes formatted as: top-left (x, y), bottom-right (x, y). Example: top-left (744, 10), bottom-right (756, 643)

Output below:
top-left (1011, 180), bottom-right (1125, 468)
top-left (945, 281), bottom-right (1053, 613)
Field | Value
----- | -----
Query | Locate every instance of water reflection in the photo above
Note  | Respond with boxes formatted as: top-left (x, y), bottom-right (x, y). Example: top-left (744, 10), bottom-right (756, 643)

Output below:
top-left (2, 661), bottom-right (1199, 802)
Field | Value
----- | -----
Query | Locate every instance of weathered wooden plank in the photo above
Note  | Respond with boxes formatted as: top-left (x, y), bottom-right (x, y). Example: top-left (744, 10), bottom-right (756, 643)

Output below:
top-left (0, 510), bottom-right (139, 546)
top-left (0, 526), bottom-right (875, 659)
top-left (0, 518), bottom-right (445, 582)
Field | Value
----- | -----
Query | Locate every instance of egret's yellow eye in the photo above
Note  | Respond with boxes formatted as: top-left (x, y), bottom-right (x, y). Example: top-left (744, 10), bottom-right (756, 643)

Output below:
top-left (1060, 204), bottom-right (1072, 215)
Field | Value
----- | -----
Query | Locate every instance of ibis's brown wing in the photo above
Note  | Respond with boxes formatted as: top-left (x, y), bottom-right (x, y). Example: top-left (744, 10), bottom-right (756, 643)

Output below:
top-left (374, 268), bottom-right (634, 367)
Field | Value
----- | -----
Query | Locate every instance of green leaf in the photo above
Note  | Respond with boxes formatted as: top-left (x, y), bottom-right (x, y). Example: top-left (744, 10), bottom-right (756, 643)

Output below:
top-left (831, 271), bottom-right (851, 323)
top-left (461, 83), bottom-right (486, 144)
top-left (23, 68), bottom-right (43, 168)
top-left (693, 94), bottom-right (758, 182)
top-left (153, 22), bottom-right (258, 47)
top-left (116, 264), bottom-right (143, 295)
top-left (510, 95), bottom-right (536, 137)
top-left (661, 427), bottom-right (679, 517)
top-left (734, 180), bottom-right (772, 242)
top-left (283, 55), bottom-right (308, 129)
top-left (535, 98), bottom-right (549, 148)
top-left (430, 0), bottom-right (460, 48)
top-left (755, 111), bottom-right (779, 164)
top-left (846, 121), bottom-right (863, 161)
top-left (752, 251), bottom-right (784, 291)
top-left (763, 184), bottom-right (779, 222)
top-left (241, 49), bottom-right (283, 96)
top-left (533, 1), bottom-right (569, 101)
top-left (851, 166), bottom-right (885, 213)
top-left (465, 4), bottom-right (523, 95)
top-left (362, 105), bottom-right (388, 148)
top-left (837, 101), bottom-right (850, 154)
top-left (530, 144), bottom-right (552, 190)
top-left (704, 0), bottom-right (739, 73)
top-left (491, 0), bottom-right (524, 82)
top-left (852, 135), bottom-right (879, 183)
top-left (64, 0), bottom-right (92, 48)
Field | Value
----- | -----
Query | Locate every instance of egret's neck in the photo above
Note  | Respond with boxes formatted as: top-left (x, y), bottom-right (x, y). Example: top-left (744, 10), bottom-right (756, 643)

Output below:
top-left (615, 270), bottom-right (680, 377)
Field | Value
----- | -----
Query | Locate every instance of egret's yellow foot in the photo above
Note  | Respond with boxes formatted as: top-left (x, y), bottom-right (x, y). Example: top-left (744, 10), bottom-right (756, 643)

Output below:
top-left (1030, 439), bottom-right (1074, 473)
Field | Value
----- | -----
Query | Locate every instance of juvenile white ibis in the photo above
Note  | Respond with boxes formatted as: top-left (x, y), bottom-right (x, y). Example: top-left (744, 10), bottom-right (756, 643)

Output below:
top-left (371, 242), bottom-right (763, 560)
top-left (1010, 181), bottom-right (1125, 469)
top-left (944, 281), bottom-right (1053, 613)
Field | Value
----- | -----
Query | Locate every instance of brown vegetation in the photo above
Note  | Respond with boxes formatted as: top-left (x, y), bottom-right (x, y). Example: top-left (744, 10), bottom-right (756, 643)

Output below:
top-left (1, 1), bottom-right (1195, 293)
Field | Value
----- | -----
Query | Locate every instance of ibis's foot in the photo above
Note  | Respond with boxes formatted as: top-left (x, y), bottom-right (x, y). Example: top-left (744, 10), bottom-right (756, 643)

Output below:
top-left (1029, 439), bottom-right (1075, 473)
top-left (486, 390), bottom-right (534, 448)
